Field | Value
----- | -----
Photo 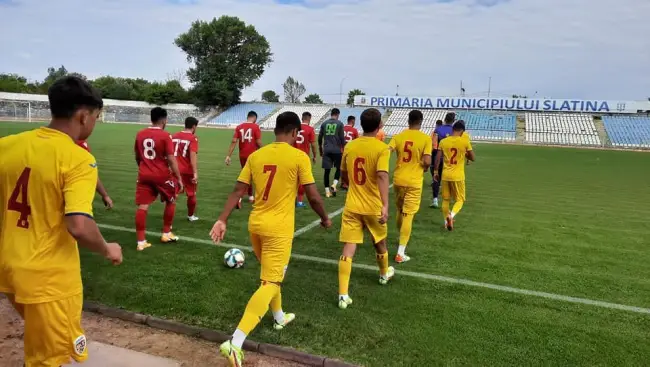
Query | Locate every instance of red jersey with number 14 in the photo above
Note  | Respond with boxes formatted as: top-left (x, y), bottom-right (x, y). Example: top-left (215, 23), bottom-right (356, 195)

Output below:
top-left (343, 125), bottom-right (359, 143)
top-left (293, 123), bottom-right (315, 154)
top-left (134, 127), bottom-right (174, 181)
top-left (171, 131), bottom-right (199, 175)
top-left (234, 122), bottom-right (261, 158)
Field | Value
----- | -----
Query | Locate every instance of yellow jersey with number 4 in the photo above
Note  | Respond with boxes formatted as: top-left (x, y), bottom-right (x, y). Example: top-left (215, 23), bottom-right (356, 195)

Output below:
top-left (0, 127), bottom-right (98, 304)
top-left (238, 142), bottom-right (315, 238)
top-left (439, 135), bottom-right (472, 181)
top-left (342, 136), bottom-right (390, 215)
top-left (389, 129), bottom-right (432, 188)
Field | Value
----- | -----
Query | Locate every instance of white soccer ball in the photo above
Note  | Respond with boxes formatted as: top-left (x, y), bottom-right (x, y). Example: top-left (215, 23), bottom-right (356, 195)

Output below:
top-left (224, 248), bottom-right (245, 269)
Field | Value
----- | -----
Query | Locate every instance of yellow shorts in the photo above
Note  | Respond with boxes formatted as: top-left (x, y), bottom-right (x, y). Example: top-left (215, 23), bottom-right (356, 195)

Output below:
top-left (250, 233), bottom-right (292, 283)
top-left (441, 180), bottom-right (466, 202)
top-left (339, 210), bottom-right (387, 244)
top-left (394, 185), bottom-right (422, 214)
top-left (5, 292), bottom-right (88, 367)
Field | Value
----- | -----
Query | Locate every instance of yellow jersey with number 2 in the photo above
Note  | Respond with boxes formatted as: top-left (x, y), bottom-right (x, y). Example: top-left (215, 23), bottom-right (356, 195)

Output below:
top-left (389, 129), bottom-right (432, 188)
top-left (342, 136), bottom-right (390, 215)
top-left (438, 135), bottom-right (472, 182)
top-left (0, 127), bottom-right (98, 304)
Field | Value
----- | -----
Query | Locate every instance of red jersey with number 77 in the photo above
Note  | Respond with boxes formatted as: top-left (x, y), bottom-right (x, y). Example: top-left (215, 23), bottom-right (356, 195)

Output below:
top-left (293, 123), bottom-right (315, 154)
top-left (171, 131), bottom-right (199, 175)
top-left (134, 127), bottom-right (174, 181)
top-left (234, 122), bottom-right (261, 158)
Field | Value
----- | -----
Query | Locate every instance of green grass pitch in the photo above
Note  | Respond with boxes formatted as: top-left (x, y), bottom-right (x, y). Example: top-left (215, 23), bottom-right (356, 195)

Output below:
top-left (2, 121), bottom-right (650, 366)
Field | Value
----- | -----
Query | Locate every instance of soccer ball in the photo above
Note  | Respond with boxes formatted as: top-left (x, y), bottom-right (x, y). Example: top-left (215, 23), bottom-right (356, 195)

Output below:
top-left (224, 248), bottom-right (245, 269)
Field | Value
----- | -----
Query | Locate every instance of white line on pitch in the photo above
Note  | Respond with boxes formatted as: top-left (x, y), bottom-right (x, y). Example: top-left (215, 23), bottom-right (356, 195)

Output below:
top-left (293, 184), bottom-right (394, 238)
top-left (97, 223), bottom-right (650, 315)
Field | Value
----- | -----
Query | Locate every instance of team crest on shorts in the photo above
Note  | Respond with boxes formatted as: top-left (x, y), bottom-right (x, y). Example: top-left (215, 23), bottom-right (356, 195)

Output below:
top-left (74, 335), bottom-right (87, 355)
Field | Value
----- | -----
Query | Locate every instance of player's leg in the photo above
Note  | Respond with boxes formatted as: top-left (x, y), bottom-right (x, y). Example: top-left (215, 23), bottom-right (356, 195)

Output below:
top-left (184, 174), bottom-right (199, 221)
top-left (22, 294), bottom-right (88, 366)
top-left (296, 183), bottom-right (306, 208)
top-left (337, 211), bottom-right (363, 309)
top-left (450, 181), bottom-right (466, 223)
top-left (240, 156), bottom-right (254, 203)
top-left (396, 187), bottom-right (420, 263)
top-left (159, 178), bottom-right (180, 243)
top-left (441, 181), bottom-right (452, 230)
top-left (322, 154), bottom-right (333, 197)
top-left (366, 216), bottom-right (394, 284)
top-left (135, 181), bottom-right (156, 251)
top-left (430, 152), bottom-right (442, 208)
top-left (331, 153), bottom-right (342, 191)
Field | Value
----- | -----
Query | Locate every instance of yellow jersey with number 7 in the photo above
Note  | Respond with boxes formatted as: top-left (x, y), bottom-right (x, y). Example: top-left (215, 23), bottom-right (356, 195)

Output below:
top-left (439, 135), bottom-right (472, 182)
top-left (0, 127), bottom-right (98, 304)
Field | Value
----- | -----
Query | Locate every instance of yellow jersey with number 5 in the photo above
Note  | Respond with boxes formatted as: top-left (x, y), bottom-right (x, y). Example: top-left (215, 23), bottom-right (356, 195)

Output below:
top-left (439, 135), bottom-right (472, 181)
top-left (0, 127), bottom-right (98, 304)
top-left (237, 142), bottom-right (315, 238)
top-left (342, 136), bottom-right (390, 215)
top-left (389, 129), bottom-right (432, 188)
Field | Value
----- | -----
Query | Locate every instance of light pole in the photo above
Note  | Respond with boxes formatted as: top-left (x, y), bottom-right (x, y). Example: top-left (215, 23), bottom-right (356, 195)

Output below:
top-left (396, 84), bottom-right (399, 96)
top-left (339, 77), bottom-right (346, 105)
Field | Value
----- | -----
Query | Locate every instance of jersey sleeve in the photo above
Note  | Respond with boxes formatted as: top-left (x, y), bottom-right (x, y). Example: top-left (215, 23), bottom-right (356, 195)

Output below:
top-left (63, 155), bottom-right (99, 218)
top-left (237, 156), bottom-right (253, 185)
top-left (254, 125), bottom-right (261, 140)
top-left (466, 139), bottom-right (473, 151)
top-left (191, 137), bottom-right (199, 153)
top-left (377, 146), bottom-right (390, 173)
top-left (388, 137), bottom-right (397, 150)
top-left (232, 128), bottom-right (240, 140)
top-left (424, 135), bottom-right (433, 154)
top-left (297, 153), bottom-right (315, 186)
top-left (164, 134), bottom-right (174, 156)
top-left (308, 128), bottom-right (316, 143)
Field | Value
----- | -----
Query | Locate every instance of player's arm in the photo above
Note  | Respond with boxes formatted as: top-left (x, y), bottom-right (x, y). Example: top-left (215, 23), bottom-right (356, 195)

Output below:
top-left (433, 147), bottom-right (443, 181)
top-left (340, 150), bottom-right (349, 187)
top-left (254, 126), bottom-right (263, 149)
top-left (225, 131), bottom-right (239, 165)
top-left (338, 123), bottom-right (347, 148)
top-left (466, 150), bottom-right (475, 162)
top-left (317, 124), bottom-right (324, 156)
top-left (421, 137), bottom-right (433, 169)
top-left (164, 136), bottom-right (183, 190)
top-left (388, 137), bottom-right (396, 152)
top-left (298, 154), bottom-right (330, 226)
top-left (95, 178), bottom-right (113, 209)
top-left (134, 139), bottom-right (141, 166)
top-left (190, 138), bottom-right (199, 182)
top-left (377, 148), bottom-right (390, 224)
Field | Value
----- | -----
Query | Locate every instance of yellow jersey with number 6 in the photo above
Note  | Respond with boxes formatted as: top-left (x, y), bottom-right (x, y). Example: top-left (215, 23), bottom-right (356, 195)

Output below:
top-left (342, 136), bottom-right (390, 215)
top-left (438, 135), bottom-right (472, 182)
top-left (389, 129), bottom-right (432, 188)
top-left (237, 142), bottom-right (315, 238)
top-left (0, 127), bottom-right (98, 304)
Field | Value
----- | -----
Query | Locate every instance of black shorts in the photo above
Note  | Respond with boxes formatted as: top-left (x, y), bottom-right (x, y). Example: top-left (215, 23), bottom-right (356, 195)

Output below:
top-left (322, 153), bottom-right (342, 170)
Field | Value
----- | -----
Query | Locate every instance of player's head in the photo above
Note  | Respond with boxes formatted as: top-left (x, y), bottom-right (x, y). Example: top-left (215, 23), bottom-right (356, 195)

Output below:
top-left (331, 108), bottom-right (340, 119)
top-left (151, 107), bottom-right (168, 128)
top-left (408, 109), bottom-right (424, 128)
top-left (452, 120), bottom-right (466, 135)
top-left (185, 116), bottom-right (199, 134)
top-left (347, 115), bottom-right (356, 126)
top-left (435, 119), bottom-right (443, 127)
top-left (444, 112), bottom-right (456, 125)
top-left (247, 111), bottom-right (258, 123)
top-left (274, 111), bottom-right (302, 143)
top-left (302, 111), bottom-right (312, 124)
top-left (48, 75), bottom-right (103, 141)
top-left (360, 108), bottom-right (382, 134)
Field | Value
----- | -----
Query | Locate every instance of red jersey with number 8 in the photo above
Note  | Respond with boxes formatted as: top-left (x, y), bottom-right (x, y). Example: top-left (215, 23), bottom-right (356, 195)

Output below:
top-left (134, 127), bottom-right (174, 181)
top-left (171, 131), bottom-right (199, 175)
top-left (234, 122), bottom-right (261, 158)
top-left (293, 123), bottom-right (315, 154)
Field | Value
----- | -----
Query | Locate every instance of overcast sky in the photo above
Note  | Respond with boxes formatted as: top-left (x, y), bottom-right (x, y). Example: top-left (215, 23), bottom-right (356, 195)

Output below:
top-left (1, 0), bottom-right (648, 103)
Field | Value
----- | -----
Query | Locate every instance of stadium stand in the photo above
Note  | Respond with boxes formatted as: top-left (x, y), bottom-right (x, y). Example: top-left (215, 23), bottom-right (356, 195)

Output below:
top-left (208, 103), bottom-right (278, 126)
top-left (260, 105), bottom-right (331, 129)
top-left (384, 108), bottom-right (449, 136)
top-left (602, 116), bottom-right (650, 148)
top-left (455, 111), bottom-right (517, 142)
top-left (525, 113), bottom-right (600, 146)
top-left (312, 107), bottom-right (387, 131)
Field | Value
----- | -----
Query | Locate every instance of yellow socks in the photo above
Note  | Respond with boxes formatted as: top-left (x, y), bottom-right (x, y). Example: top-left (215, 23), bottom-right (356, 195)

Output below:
top-left (442, 199), bottom-right (451, 219)
top-left (237, 282), bottom-right (280, 335)
top-left (376, 252), bottom-right (389, 276)
top-left (451, 200), bottom-right (464, 217)
top-left (399, 212), bottom-right (414, 246)
top-left (338, 256), bottom-right (352, 296)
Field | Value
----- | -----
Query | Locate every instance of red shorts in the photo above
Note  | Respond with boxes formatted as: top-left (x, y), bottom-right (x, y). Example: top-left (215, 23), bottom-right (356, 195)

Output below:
top-left (135, 177), bottom-right (179, 205)
top-left (239, 155), bottom-right (249, 168)
top-left (181, 174), bottom-right (197, 197)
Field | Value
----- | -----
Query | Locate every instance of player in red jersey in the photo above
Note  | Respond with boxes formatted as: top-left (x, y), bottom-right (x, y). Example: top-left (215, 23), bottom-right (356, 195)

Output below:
top-left (225, 110), bottom-right (262, 207)
top-left (293, 112), bottom-right (318, 207)
top-left (76, 140), bottom-right (114, 209)
top-left (133, 107), bottom-right (184, 251)
top-left (172, 117), bottom-right (200, 222)
top-left (343, 115), bottom-right (359, 143)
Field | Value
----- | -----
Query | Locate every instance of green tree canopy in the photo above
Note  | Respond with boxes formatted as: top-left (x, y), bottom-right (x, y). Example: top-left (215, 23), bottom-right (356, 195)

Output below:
top-left (261, 90), bottom-right (280, 103)
top-left (304, 93), bottom-right (323, 104)
top-left (283, 76), bottom-right (306, 103)
top-left (175, 16), bottom-right (273, 108)
top-left (347, 89), bottom-right (365, 105)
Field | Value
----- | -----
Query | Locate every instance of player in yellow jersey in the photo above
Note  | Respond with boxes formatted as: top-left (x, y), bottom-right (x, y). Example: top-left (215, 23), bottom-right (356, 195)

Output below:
top-left (210, 111), bottom-right (331, 367)
top-left (337, 108), bottom-right (394, 310)
top-left (0, 76), bottom-right (123, 367)
top-left (433, 121), bottom-right (475, 231)
top-left (388, 110), bottom-right (432, 263)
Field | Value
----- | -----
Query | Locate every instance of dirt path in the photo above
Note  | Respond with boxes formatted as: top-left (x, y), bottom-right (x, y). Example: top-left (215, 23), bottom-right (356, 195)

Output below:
top-left (0, 297), bottom-right (304, 367)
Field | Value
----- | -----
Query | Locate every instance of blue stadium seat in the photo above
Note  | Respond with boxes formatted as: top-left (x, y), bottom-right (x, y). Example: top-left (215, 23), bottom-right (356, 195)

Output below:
top-left (455, 111), bottom-right (517, 132)
top-left (209, 103), bottom-right (278, 126)
top-left (602, 116), bottom-right (650, 148)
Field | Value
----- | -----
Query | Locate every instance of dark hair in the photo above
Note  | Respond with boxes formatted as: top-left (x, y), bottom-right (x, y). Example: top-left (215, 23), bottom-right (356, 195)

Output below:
top-left (360, 108), bottom-right (382, 132)
top-left (453, 120), bottom-right (466, 132)
top-left (302, 111), bottom-right (312, 119)
top-left (185, 116), bottom-right (199, 129)
top-left (331, 108), bottom-right (340, 116)
top-left (347, 115), bottom-right (356, 123)
top-left (151, 107), bottom-right (168, 123)
top-left (247, 111), bottom-right (258, 119)
top-left (275, 111), bottom-right (301, 135)
top-left (435, 119), bottom-right (443, 126)
top-left (408, 110), bottom-right (424, 126)
top-left (444, 112), bottom-right (456, 125)
top-left (48, 76), bottom-right (103, 119)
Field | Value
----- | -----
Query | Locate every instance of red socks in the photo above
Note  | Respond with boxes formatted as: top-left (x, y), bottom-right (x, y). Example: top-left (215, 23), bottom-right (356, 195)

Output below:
top-left (187, 196), bottom-right (197, 217)
top-left (163, 202), bottom-right (176, 233)
top-left (135, 209), bottom-right (147, 241)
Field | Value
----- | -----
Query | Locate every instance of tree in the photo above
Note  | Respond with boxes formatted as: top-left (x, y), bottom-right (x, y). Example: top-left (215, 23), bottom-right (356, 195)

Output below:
top-left (175, 16), bottom-right (272, 108)
top-left (39, 65), bottom-right (69, 93)
top-left (261, 90), bottom-right (280, 103)
top-left (304, 93), bottom-right (323, 104)
top-left (0, 74), bottom-right (31, 93)
top-left (512, 94), bottom-right (528, 98)
top-left (283, 76), bottom-right (305, 103)
top-left (347, 89), bottom-right (365, 105)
